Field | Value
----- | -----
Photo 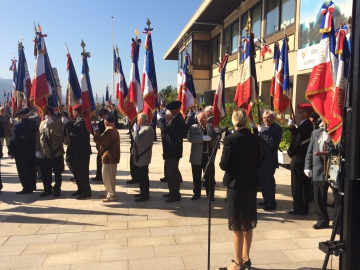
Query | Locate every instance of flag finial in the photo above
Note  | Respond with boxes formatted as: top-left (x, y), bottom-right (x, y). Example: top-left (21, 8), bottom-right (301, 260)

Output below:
top-left (283, 20), bottom-right (287, 35)
top-left (81, 39), bottom-right (86, 53)
top-left (245, 12), bottom-right (252, 36)
top-left (135, 27), bottom-right (139, 41)
top-left (146, 18), bottom-right (151, 29)
top-left (37, 23), bottom-right (42, 32)
top-left (65, 43), bottom-right (69, 54)
top-left (115, 44), bottom-right (119, 56)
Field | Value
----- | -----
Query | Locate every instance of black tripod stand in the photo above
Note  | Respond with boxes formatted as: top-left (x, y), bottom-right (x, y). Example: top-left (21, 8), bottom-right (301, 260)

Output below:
top-left (201, 128), bottom-right (227, 270)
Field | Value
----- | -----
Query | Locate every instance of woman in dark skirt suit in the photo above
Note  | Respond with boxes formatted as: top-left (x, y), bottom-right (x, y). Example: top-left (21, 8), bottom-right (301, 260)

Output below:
top-left (219, 108), bottom-right (262, 270)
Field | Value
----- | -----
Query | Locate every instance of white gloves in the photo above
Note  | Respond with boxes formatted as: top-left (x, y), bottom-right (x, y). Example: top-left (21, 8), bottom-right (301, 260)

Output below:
top-left (304, 169), bottom-right (312, 178)
top-left (250, 123), bottom-right (256, 129)
top-left (257, 125), bottom-right (266, 133)
top-left (61, 117), bottom-right (69, 124)
top-left (157, 112), bottom-right (162, 120)
top-left (46, 115), bottom-right (53, 125)
top-left (93, 125), bottom-right (99, 132)
top-left (203, 135), bottom-right (211, 141)
top-left (288, 119), bottom-right (295, 126)
top-left (10, 118), bottom-right (17, 124)
top-left (322, 131), bottom-right (331, 143)
top-left (35, 151), bottom-right (41, 158)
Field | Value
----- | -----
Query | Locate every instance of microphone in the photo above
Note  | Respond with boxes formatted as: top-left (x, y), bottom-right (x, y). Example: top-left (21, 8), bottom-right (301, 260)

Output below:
top-left (215, 126), bottom-right (228, 135)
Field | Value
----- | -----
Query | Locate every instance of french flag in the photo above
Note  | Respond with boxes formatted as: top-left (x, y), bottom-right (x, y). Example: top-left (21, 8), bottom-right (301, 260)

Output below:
top-left (30, 29), bottom-right (53, 112)
top-left (142, 27), bottom-right (158, 124)
top-left (115, 50), bottom-right (128, 116)
top-left (328, 26), bottom-right (350, 145)
top-left (16, 43), bottom-right (32, 109)
top-left (273, 35), bottom-right (290, 114)
top-left (124, 38), bottom-right (142, 123)
top-left (80, 49), bottom-right (96, 133)
top-left (306, 1), bottom-right (338, 124)
top-left (269, 41), bottom-right (279, 98)
top-left (66, 53), bottom-right (81, 120)
top-left (178, 53), bottom-right (196, 117)
top-left (212, 52), bottom-right (230, 127)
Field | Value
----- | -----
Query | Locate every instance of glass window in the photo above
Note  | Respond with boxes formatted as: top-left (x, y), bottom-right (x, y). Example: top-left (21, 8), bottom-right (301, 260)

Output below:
top-left (241, 15), bottom-right (248, 40)
top-left (192, 40), bottom-right (210, 67)
top-left (281, 0), bottom-right (296, 28)
top-left (211, 35), bottom-right (220, 64)
top-left (187, 41), bottom-right (192, 59)
top-left (224, 25), bottom-right (231, 52)
top-left (266, 0), bottom-right (280, 35)
top-left (252, 5), bottom-right (261, 38)
top-left (178, 52), bottom-right (182, 72)
top-left (231, 22), bottom-right (239, 54)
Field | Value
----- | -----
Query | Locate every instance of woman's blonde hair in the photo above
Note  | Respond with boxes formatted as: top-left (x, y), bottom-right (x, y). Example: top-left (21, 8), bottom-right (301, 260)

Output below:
top-left (232, 108), bottom-right (248, 130)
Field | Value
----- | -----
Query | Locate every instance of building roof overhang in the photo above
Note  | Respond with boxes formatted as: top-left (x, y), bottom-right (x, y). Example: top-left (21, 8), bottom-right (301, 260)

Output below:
top-left (163, 0), bottom-right (243, 60)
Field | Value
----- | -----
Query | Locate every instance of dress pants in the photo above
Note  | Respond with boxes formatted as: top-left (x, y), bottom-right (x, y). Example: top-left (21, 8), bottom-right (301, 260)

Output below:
top-left (191, 153), bottom-right (215, 198)
top-left (15, 153), bottom-right (37, 191)
top-left (41, 155), bottom-right (63, 192)
top-left (258, 166), bottom-right (277, 207)
top-left (313, 181), bottom-right (330, 225)
top-left (65, 147), bottom-right (75, 177)
top-left (290, 164), bottom-right (312, 213)
top-left (164, 158), bottom-right (181, 199)
top-left (72, 154), bottom-right (91, 195)
top-left (95, 147), bottom-right (103, 180)
top-left (0, 137), bottom-right (10, 155)
top-left (102, 163), bottom-right (117, 197)
top-left (135, 164), bottom-right (150, 198)
top-left (130, 153), bottom-right (137, 181)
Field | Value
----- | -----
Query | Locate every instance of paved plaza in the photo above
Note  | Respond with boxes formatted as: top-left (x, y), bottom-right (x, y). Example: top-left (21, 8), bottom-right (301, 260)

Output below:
top-left (0, 129), bottom-right (339, 269)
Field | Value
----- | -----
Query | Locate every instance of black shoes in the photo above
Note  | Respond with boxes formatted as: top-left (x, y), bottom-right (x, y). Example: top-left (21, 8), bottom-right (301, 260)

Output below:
top-left (160, 177), bottom-right (167, 182)
top-left (77, 194), bottom-right (91, 200)
top-left (39, 191), bottom-right (53, 197)
top-left (165, 197), bottom-right (181, 203)
top-left (91, 177), bottom-right (103, 182)
top-left (312, 223), bottom-right (329, 230)
top-left (257, 201), bottom-right (267, 206)
top-left (16, 189), bottom-right (33, 194)
top-left (53, 191), bottom-right (61, 197)
top-left (286, 208), bottom-right (309, 215)
top-left (263, 205), bottom-right (276, 211)
top-left (71, 190), bottom-right (82, 196)
top-left (126, 179), bottom-right (139, 184)
top-left (135, 197), bottom-right (150, 202)
top-left (134, 194), bottom-right (142, 197)
top-left (191, 194), bottom-right (200, 200)
top-left (163, 193), bottom-right (170, 198)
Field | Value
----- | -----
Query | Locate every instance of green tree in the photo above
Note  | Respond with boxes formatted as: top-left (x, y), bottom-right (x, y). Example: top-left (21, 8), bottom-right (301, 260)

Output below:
top-left (159, 85), bottom-right (178, 104)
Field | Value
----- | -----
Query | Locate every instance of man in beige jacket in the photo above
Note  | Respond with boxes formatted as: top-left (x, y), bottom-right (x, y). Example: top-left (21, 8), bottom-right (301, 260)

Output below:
top-left (36, 106), bottom-right (65, 197)
top-left (93, 113), bottom-right (120, 202)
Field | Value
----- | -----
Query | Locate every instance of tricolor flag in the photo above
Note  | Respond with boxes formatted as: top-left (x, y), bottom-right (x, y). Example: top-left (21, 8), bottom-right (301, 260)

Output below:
top-left (328, 26), bottom-right (350, 145)
top-left (177, 53), bottom-right (196, 117)
top-left (269, 41), bottom-right (279, 98)
top-left (273, 35), bottom-right (290, 114)
top-left (212, 51), bottom-right (230, 127)
top-left (9, 57), bottom-right (17, 90)
top-left (305, 1), bottom-right (338, 124)
top-left (80, 45), bottom-right (96, 133)
top-left (16, 42), bottom-right (32, 109)
top-left (105, 84), bottom-right (109, 102)
top-left (66, 52), bottom-right (81, 120)
top-left (114, 48), bottom-right (128, 115)
top-left (30, 25), bottom-right (58, 113)
top-left (142, 26), bottom-right (158, 124)
top-left (124, 37), bottom-right (143, 123)
top-left (236, 32), bottom-right (258, 115)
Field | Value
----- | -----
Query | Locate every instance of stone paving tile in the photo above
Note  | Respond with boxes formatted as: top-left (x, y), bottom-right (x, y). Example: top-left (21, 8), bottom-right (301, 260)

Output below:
top-left (0, 236), bottom-right (9, 245)
top-left (37, 224), bottom-right (85, 235)
top-left (15, 265), bottom-right (71, 270)
top-left (128, 235), bottom-right (176, 247)
top-left (268, 260), bottom-right (338, 269)
top-left (153, 243), bottom-right (206, 257)
top-left (282, 248), bottom-right (330, 263)
top-left (0, 254), bottom-right (47, 268)
top-left (104, 228), bottom-right (150, 239)
top-left (4, 233), bottom-right (58, 246)
top-left (0, 244), bottom-right (26, 256)
top-left (128, 219), bottom-right (169, 229)
top-left (101, 247), bottom-right (154, 261)
top-left (83, 221), bottom-right (127, 231)
top-left (168, 217), bottom-right (209, 227)
top-left (43, 250), bottom-right (101, 265)
top-left (128, 256), bottom-right (185, 270)
top-left (261, 229), bottom-right (309, 240)
top-left (150, 225), bottom-right (194, 236)
top-left (76, 238), bottom-right (127, 251)
top-left (70, 260), bottom-right (128, 270)
top-left (182, 253), bottom-right (234, 269)
top-left (55, 231), bottom-right (105, 243)
top-left (292, 236), bottom-right (339, 249)
top-left (251, 238), bottom-right (302, 252)
top-left (22, 242), bottom-right (78, 255)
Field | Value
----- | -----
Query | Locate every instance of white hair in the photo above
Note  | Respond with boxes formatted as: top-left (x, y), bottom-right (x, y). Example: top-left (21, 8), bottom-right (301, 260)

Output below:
top-left (137, 113), bottom-right (148, 123)
top-left (204, 106), bottom-right (213, 112)
top-left (262, 110), bottom-right (276, 118)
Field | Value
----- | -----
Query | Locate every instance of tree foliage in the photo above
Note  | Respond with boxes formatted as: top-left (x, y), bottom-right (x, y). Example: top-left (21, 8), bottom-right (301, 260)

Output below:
top-left (159, 85), bottom-right (178, 104)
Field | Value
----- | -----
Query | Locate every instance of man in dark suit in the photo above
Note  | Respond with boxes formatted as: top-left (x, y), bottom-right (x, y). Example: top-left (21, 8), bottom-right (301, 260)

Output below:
top-left (62, 104), bottom-right (92, 199)
top-left (157, 100), bottom-right (185, 202)
top-left (110, 104), bottom-right (118, 128)
top-left (286, 103), bottom-right (315, 215)
top-left (8, 108), bottom-right (37, 194)
top-left (91, 108), bottom-right (108, 182)
top-left (256, 110), bottom-right (282, 211)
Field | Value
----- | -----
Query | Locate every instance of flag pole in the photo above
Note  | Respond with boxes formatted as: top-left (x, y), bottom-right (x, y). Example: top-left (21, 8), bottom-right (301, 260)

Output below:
top-left (111, 17), bottom-right (115, 106)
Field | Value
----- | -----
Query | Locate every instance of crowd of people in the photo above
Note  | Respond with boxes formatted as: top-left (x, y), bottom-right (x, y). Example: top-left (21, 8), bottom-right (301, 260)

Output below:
top-left (0, 100), bottom-right (339, 270)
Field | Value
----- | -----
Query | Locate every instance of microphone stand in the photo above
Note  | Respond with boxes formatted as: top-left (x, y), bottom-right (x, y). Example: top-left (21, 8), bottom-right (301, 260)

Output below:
top-left (202, 130), bottom-right (224, 270)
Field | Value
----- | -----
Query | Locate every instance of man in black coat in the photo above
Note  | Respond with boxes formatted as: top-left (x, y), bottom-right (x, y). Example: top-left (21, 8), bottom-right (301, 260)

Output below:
top-left (110, 104), bottom-right (118, 128)
top-left (157, 100), bottom-right (185, 202)
top-left (8, 108), bottom-right (37, 194)
top-left (63, 104), bottom-right (92, 199)
top-left (91, 108), bottom-right (108, 182)
top-left (286, 103), bottom-right (315, 215)
top-left (256, 110), bottom-right (282, 211)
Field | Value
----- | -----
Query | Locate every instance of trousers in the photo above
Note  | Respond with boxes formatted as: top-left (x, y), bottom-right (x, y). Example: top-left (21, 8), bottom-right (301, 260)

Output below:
top-left (313, 181), bottom-right (330, 225)
top-left (291, 164), bottom-right (312, 212)
top-left (41, 155), bottom-right (63, 192)
top-left (191, 153), bottom-right (215, 198)
top-left (135, 164), bottom-right (150, 198)
top-left (102, 163), bottom-right (117, 197)
top-left (72, 154), bottom-right (91, 195)
top-left (258, 166), bottom-right (277, 207)
top-left (165, 158), bottom-right (181, 199)
top-left (15, 153), bottom-right (36, 191)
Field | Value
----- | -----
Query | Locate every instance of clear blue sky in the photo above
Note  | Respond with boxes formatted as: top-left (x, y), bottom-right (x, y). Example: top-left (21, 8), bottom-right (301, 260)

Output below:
top-left (0, 0), bottom-right (202, 102)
